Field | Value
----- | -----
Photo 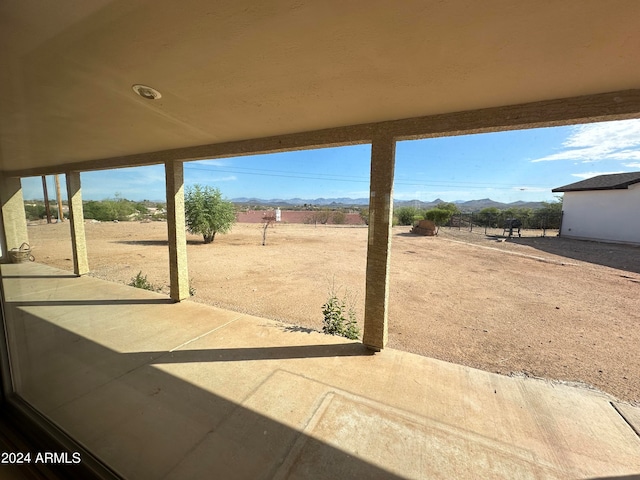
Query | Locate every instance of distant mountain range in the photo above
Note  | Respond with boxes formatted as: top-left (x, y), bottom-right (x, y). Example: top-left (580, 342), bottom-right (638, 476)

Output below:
top-left (231, 197), bottom-right (546, 211)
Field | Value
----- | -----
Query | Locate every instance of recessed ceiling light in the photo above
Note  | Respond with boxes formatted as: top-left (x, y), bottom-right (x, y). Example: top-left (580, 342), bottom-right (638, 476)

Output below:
top-left (132, 84), bottom-right (162, 100)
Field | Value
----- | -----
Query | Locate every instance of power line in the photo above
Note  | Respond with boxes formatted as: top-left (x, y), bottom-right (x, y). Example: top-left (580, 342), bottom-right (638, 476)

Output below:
top-left (184, 164), bottom-right (552, 191)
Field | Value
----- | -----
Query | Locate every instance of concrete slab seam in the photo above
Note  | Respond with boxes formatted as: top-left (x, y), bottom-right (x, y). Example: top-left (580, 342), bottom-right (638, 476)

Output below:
top-left (611, 402), bottom-right (640, 439)
top-left (276, 369), bottom-right (564, 474)
top-left (169, 316), bottom-right (243, 352)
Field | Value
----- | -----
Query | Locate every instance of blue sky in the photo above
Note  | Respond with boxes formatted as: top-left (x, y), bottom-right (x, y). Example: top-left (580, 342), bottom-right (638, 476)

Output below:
top-left (22, 119), bottom-right (640, 204)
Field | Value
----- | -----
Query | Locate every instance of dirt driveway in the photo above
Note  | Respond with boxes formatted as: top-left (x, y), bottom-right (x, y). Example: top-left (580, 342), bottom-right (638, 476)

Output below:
top-left (26, 220), bottom-right (640, 404)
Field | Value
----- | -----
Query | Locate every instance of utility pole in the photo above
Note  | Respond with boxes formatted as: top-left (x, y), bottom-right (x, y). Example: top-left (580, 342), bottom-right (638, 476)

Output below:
top-left (41, 176), bottom-right (52, 223)
top-left (54, 174), bottom-right (64, 222)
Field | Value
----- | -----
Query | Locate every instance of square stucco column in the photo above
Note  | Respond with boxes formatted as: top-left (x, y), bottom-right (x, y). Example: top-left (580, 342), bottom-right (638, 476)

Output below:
top-left (363, 135), bottom-right (396, 351)
top-left (65, 172), bottom-right (90, 275)
top-left (0, 176), bottom-right (29, 261)
top-left (165, 160), bottom-right (189, 301)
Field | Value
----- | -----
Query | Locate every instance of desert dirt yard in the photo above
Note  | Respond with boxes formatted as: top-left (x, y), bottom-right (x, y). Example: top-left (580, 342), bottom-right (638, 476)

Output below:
top-left (25, 220), bottom-right (640, 404)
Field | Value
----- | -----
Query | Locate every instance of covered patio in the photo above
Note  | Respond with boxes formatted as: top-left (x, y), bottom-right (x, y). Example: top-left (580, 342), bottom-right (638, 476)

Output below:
top-left (2, 261), bottom-right (639, 478)
top-left (2, 1), bottom-right (640, 477)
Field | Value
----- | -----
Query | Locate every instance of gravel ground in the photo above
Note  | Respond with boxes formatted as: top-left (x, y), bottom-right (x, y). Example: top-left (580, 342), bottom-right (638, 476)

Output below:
top-left (25, 220), bottom-right (640, 404)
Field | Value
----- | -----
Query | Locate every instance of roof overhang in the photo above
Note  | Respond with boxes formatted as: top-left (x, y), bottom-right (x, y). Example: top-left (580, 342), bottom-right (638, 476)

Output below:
top-left (2, 1), bottom-right (640, 174)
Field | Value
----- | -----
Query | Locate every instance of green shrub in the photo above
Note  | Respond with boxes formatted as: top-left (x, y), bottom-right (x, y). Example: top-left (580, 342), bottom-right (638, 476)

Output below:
top-left (424, 207), bottom-right (452, 226)
top-left (332, 210), bottom-right (347, 225)
top-left (359, 208), bottom-right (369, 225)
top-left (322, 287), bottom-right (360, 340)
top-left (396, 206), bottom-right (420, 226)
top-left (129, 271), bottom-right (158, 291)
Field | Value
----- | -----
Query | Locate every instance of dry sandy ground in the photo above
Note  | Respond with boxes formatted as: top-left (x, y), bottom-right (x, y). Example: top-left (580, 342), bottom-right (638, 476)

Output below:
top-left (25, 220), bottom-right (640, 404)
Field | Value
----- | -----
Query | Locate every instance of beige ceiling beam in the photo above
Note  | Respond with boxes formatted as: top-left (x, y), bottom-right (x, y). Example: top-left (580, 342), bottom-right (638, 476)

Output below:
top-left (2, 89), bottom-right (639, 179)
top-left (386, 89), bottom-right (640, 141)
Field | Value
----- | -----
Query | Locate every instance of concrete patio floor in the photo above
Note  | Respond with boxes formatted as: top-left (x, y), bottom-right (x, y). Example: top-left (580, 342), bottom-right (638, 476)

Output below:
top-left (1, 262), bottom-right (639, 479)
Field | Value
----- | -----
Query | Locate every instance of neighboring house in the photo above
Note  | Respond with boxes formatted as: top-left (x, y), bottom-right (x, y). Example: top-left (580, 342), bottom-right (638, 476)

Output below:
top-left (552, 172), bottom-right (640, 245)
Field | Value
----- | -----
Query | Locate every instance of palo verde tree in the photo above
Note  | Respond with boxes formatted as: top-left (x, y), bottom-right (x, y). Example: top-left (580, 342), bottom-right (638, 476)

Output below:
top-left (184, 185), bottom-right (236, 244)
top-left (424, 202), bottom-right (459, 227)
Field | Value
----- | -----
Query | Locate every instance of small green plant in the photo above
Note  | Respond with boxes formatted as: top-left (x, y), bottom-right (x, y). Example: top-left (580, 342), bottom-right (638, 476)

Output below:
top-left (189, 281), bottom-right (196, 297)
top-left (129, 271), bottom-right (158, 291)
top-left (322, 285), bottom-right (360, 340)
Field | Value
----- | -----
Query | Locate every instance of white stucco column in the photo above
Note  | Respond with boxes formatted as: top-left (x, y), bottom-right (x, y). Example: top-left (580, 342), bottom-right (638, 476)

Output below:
top-left (66, 171), bottom-right (89, 275)
top-left (0, 176), bottom-right (29, 262)
top-left (165, 160), bottom-right (189, 301)
top-left (363, 135), bottom-right (396, 350)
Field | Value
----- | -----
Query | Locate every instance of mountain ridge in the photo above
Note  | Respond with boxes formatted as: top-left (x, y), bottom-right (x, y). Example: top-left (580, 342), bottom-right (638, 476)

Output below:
top-left (231, 197), bottom-right (548, 211)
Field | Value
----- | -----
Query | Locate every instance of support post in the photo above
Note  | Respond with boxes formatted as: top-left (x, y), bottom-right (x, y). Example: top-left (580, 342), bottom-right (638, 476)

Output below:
top-left (165, 160), bottom-right (189, 301)
top-left (363, 135), bottom-right (396, 351)
top-left (54, 175), bottom-right (64, 222)
top-left (65, 172), bottom-right (89, 275)
top-left (0, 176), bottom-right (29, 261)
top-left (42, 176), bottom-right (52, 223)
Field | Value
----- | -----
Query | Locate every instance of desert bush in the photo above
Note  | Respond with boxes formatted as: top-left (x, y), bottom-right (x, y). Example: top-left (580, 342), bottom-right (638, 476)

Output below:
top-left (306, 210), bottom-right (331, 225)
top-left (129, 271), bottom-right (158, 291)
top-left (83, 197), bottom-right (140, 222)
top-left (359, 208), bottom-right (369, 225)
top-left (332, 210), bottom-right (347, 225)
top-left (396, 206), bottom-right (420, 226)
top-left (322, 286), bottom-right (360, 340)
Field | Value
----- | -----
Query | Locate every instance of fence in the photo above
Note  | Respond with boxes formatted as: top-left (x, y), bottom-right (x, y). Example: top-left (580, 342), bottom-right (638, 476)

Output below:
top-left (445, 211), bottom-right (563, 237)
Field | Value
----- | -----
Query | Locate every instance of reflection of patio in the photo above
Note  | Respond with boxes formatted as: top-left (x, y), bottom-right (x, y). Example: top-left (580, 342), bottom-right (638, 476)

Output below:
top-left (2, 262), bottom-right (639, 479)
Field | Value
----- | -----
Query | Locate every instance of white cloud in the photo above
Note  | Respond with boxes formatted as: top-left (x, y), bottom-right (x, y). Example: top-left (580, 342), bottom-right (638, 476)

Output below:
top-left (623, 162), bottom-right (640, 168)
top-left (571, 171), bottom-right (624, 180)
top-left (189, 159), bottom-right (231, 167)
top-left (186, 174), bottom-right (237, 183)
top-left (208, 175), bottom-right (237, 182)
top-left (531, 119), bottom-right (640, 163)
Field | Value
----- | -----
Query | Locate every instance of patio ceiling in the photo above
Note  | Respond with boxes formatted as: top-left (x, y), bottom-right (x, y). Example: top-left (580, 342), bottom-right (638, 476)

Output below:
top-left (1, 0), bottom-right (640, 172)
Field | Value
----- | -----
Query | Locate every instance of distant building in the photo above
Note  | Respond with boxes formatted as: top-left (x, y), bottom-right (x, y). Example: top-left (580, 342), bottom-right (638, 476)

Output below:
top-left (552, 172), bottom-right (640, 245)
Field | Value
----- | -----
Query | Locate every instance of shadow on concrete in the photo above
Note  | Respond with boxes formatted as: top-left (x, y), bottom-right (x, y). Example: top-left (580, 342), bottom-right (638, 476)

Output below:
top-left (279, 324), bottom-right (318, 334)
top-left (0, 274), bottom-right (79, 279)
top-left (9, 298), bottom-right (174, 307)
top-left (3, 308), bottom-right (402, 479)
top-left (149, 343), bottom-right (375, 363)
top-left (586, 475), bottom-right (640, 480)
top-left (114, 239), bottom-right (205, 246)
top-left (507, 236), bottom-right (640, 274)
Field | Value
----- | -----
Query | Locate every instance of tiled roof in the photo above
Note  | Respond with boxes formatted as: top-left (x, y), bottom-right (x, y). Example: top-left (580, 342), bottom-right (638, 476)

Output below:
top-left (552, 171), bottom-right (640, 192)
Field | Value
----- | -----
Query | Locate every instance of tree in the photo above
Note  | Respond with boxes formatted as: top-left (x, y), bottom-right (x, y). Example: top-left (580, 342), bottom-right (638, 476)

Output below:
top-left (396, 206), bottom-right (421, 226)
top-left (332, 210), bottom-right (347, 225)
top-left (423, 208), bottom-right (452, 226)
top-left (261, 213), bottom-right (276, 246)
top-left (184, 185), bottom-right (236, 244)
top-left (83, 197), bottom-right (140, 221)
top-left (25, 204), bottom-right (46, 221)
top-left (532, 197), bottom-right (563, 229)
top-left (359, 208), bottom-right (369, 225)
top-left (477, 207), bottom-right (501, 228)
top-left (306, 210), bottom-right (331, 225)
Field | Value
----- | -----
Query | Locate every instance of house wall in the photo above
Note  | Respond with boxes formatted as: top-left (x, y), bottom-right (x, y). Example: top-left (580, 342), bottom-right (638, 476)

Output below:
top-left (561, 183), bottom-right (640, 245)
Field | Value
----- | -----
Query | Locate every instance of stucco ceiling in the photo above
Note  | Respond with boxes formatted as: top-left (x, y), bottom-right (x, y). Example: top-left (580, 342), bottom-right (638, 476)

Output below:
top-left (1, 0), bottom-right (640, 172)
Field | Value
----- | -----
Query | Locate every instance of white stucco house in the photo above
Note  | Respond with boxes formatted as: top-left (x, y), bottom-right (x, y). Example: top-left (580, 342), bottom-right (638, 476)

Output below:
top-left (552, 172), bottom-right (640, 245)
